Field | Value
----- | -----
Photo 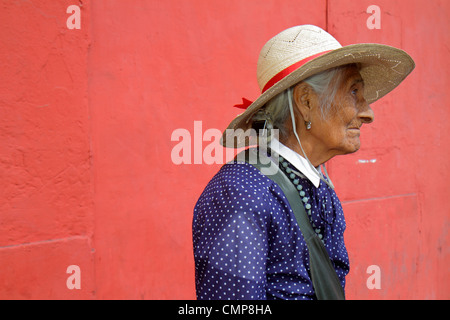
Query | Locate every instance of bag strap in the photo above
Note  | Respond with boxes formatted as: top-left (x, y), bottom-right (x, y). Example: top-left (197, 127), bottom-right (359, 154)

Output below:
top-left (240, 148), bottom-right (345, 300)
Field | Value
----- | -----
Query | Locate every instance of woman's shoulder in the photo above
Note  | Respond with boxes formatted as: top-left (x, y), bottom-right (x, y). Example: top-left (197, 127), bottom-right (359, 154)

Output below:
top-left (209, 160), bottom-right (275, 192)
top-left (194, 160), bottom-right (285, 210)
top-left (194, 160), bottom-right (289, 226)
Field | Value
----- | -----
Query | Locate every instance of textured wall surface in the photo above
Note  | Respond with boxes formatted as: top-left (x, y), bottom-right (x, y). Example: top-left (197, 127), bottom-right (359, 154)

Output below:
top-left (0, 0), bottom-right (95, 299)
top-left (327, 0), bottom-right (450, 299)
top-left (0, 0), bottom-right (448, 299)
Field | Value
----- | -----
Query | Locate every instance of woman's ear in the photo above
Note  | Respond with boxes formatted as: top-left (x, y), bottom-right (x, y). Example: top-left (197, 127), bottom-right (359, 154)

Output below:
top-left (292, 82), bottom-right (313, 122)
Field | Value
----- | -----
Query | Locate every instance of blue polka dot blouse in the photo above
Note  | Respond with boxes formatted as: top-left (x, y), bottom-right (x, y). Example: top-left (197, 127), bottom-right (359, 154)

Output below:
top-left (192, 154), bottom-right (349, 300)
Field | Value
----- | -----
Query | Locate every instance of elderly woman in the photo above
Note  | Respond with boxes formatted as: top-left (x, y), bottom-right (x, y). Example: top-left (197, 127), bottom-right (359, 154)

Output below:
top-left (193, 25), bottom-right (414, 300)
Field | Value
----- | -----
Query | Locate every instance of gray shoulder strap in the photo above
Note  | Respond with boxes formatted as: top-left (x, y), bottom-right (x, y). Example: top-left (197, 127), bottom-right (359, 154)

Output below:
top-left (241, 148), bottom-right (345, 300)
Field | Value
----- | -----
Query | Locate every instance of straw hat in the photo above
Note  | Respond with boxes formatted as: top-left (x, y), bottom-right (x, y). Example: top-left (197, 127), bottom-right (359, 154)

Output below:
top-left (221, 25), bottom-right (415, 148)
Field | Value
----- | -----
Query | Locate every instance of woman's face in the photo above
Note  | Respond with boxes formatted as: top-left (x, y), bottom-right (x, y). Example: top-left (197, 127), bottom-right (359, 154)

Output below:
top-left (295, 65), bottom-right (374, 163)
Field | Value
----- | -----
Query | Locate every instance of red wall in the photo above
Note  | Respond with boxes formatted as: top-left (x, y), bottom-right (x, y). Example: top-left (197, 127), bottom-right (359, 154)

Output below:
top-left (328, 0), bottom-right (450, 299)
top-left (0, 0), bottom-right (95, 299)
top-left (0, 0), bottom-right (448, 299)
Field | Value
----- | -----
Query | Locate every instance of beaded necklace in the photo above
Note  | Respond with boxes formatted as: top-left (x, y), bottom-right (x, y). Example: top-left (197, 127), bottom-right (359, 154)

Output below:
top-left (278, 155), bottom-right (326, 242)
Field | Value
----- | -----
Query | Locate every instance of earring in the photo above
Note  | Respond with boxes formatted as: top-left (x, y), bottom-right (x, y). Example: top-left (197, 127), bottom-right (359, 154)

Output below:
top-left (306, 121), bottom-right (312, 130)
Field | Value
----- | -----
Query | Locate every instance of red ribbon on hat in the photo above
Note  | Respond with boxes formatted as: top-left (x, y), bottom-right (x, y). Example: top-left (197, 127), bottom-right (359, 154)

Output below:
top-left (233, 50), bottom-right (332, 109)
top-left (233, 98), bottom-right (253, 109)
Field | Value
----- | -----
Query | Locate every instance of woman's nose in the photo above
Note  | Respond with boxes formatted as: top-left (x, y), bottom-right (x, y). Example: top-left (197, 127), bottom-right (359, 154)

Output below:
top-left (359, 101), bottom-right (374, 124)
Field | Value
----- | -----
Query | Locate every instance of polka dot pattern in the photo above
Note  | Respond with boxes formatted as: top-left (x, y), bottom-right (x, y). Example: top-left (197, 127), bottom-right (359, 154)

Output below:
top-left (193, 160), bottom-right (349, 300)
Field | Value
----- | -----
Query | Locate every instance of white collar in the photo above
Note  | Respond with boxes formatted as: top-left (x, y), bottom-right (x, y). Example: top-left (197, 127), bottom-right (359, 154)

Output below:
top-left (269, 137), bottom-right (322, 188)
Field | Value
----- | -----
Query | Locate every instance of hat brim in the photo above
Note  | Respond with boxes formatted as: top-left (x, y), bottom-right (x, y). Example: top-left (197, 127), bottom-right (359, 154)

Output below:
top-left (221, 43), bottom-right (415, 148)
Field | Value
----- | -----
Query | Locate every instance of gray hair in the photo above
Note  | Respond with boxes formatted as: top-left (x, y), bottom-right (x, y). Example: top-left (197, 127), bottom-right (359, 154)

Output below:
top-left (252, 64), bottom-right (353, 140)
